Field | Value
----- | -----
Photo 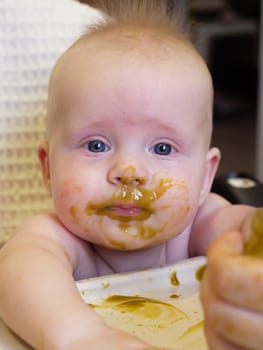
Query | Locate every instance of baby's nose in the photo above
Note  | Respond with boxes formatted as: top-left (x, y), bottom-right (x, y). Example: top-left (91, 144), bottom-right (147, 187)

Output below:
top-left (116, 174), bottom-right (146, 185)
top-left (107, 164), bottom-right (148, 186)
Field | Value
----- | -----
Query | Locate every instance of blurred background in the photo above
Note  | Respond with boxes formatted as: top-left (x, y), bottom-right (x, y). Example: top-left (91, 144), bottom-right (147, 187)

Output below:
top-left (183, 0), bottom-right (260, 176)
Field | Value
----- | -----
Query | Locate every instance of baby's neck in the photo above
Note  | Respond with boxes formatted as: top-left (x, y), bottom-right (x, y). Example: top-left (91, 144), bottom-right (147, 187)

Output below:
top-left (92, 243), bottom-right (167, 275)
top-left (91, 225), bottom-right (191, 276)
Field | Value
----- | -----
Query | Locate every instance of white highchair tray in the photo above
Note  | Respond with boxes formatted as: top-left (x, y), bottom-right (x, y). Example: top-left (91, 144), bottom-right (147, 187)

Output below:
top-left (0, 256), bottom-right (207, 350)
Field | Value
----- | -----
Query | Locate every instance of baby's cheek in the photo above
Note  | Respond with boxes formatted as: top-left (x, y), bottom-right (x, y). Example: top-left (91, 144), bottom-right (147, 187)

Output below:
top-left (154, 179), bottom-right (191, 231)
top-left (59, 179), bottom-right (84, 200)
top-left (54, 181), bottom-right (86, 224)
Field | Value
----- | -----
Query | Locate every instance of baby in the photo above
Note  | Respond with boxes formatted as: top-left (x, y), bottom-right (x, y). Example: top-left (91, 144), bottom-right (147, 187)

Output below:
top-left (0, 1), bottom-right (262, 349)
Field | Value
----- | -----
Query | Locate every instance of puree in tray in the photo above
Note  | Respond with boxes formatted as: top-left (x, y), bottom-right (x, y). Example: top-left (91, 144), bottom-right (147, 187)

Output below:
top-left (77, 256), bottom-right (208, 350)
top-left (89, 293), bottom-right (207, 350)
top-left (0, 257), bottom-right (208, 349)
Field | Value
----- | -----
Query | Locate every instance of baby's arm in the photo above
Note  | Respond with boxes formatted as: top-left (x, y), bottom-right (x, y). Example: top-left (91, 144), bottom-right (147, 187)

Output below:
top-left (189, 192), bottom-right (255, 256)
top-left (0, 214), bottom-right (159, 350)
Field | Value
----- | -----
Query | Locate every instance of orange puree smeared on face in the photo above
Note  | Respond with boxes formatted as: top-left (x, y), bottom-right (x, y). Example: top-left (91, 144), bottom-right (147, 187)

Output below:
top-left (67, 177), bottom-right (189, 244)
top-left (85, 178), bottom-right (177, 220)
top-left (117, 221), bottom-right (165, 241)
top-left (69, 205), bottom-right (79, 224)
top-left (244, 209), bottom-right (263, 257)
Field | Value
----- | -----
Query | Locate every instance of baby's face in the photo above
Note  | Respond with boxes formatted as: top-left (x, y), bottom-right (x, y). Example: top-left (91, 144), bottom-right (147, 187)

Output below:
top-left (42, 32), bottom-right (219, 250)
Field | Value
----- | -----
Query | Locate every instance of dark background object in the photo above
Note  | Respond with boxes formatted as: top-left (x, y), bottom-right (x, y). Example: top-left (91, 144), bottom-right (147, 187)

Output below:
top-left (211, 32), bottom-right (259, 119)
top-left (227, 0), bottom-right (260, 20)
top-left (212, 172), bottom-right (263, 206)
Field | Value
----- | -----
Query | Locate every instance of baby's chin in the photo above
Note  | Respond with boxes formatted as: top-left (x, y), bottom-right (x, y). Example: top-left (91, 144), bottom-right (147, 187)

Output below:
top-left (76, 234), bottom-right (158, 251)
top-left (91, 240), bottom-right (160, 251)
top-left (78, 230), bottom-right (177, 251)
top-left (62, 215), bottom-right (182, 250)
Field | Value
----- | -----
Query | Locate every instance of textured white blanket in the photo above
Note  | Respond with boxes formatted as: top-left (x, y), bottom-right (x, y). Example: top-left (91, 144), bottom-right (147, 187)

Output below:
top-left (0, 0), bottom-right (101, 242)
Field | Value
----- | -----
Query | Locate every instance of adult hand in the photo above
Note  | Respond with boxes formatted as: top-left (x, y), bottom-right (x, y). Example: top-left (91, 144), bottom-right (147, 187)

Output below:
top-left (201, 230), bottom-right (263, 349)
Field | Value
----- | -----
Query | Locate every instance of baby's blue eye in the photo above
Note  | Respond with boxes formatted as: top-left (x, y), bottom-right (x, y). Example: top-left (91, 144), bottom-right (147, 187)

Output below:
top-left (85, 140), bottom-right (109, 153)
top-left (153, 142), bottom-right (173, 155)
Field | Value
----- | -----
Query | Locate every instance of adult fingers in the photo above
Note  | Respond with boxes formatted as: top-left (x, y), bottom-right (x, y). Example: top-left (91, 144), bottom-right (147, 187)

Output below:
top-left (202, 269), bottom-right (263, 350)
top-left (206, 231), bottom-right (263, 312)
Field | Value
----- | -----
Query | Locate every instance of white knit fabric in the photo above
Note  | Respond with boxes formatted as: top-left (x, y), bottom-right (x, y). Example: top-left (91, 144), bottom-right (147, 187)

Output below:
top-left (0, 0), bottom-right (102, 242)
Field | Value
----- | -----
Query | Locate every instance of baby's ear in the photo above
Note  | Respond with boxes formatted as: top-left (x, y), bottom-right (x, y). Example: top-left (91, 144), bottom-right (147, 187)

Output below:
top-left (38, 140), bottom-right (52, 195)
top-left (199, 147), bottom-right (221, 206)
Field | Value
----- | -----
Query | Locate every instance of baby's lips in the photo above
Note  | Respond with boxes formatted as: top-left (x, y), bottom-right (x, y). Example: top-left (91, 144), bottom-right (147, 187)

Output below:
top-left (97, 202), bottom-right (153, 221)
top-left (107, 204), bottom-right (145, 215)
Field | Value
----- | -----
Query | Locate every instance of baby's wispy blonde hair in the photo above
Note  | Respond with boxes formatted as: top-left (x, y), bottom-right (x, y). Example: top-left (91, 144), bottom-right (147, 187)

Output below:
top-left (84, 0), bottom-right (188, 38)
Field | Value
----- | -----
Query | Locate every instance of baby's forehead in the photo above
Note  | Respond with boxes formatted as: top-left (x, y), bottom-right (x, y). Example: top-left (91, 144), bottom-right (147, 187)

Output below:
top-left (47, 26), bottom-right (213, 137)
top-left (52, 26), bottom-right (211, 94)
top-left (55, 36), bottom-right (210, 116)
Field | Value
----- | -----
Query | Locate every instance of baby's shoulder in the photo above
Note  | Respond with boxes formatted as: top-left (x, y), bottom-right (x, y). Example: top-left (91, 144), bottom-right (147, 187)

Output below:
top-left (11, 212), bottom-right (88, 256)
top-left (14, 212), bottom-right (68, 237)
top-left (11, 213), bottom-right (97, 278)
top-left (195, 192), bottom-right (230, 223)
top-left (189, 192), bottom-right (230, 256)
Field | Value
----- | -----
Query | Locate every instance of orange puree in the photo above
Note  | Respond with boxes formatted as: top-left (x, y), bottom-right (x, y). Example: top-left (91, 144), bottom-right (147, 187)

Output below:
top-left (244, 209), bottom-right (263, 257)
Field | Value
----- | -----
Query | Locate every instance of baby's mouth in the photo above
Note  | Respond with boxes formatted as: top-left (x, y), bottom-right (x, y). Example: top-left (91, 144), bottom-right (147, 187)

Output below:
top-left (96, 204), bottom-right (152, 221)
